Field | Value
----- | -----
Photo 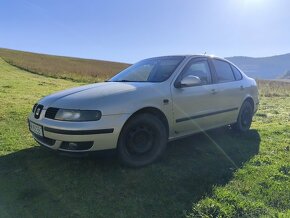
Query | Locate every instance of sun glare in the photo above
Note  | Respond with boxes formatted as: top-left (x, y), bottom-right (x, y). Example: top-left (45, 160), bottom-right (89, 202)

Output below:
top-left (236, 0), bottom-right (271, 12)
top-left (243, 0), bottom-right (267, 6)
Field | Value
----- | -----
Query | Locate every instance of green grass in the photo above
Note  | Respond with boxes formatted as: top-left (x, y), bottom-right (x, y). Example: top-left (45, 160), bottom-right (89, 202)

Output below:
top-left (188, 83), bottom-right (290, 217)
top-left (0, 58), bottom-right (289, 217)
top-left (0, 48), bottom-right (130, 83)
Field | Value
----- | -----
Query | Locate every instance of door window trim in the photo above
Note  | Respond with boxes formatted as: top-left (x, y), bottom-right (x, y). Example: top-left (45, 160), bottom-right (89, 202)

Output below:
top-left (209, 58), bottom-right (239, 84)
top-left (230, 64), bottom-right (243, 81)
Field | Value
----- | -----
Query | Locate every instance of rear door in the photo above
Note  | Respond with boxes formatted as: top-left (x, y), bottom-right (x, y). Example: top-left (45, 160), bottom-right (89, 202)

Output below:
top-left (208, 58), bottom-right (245, 124)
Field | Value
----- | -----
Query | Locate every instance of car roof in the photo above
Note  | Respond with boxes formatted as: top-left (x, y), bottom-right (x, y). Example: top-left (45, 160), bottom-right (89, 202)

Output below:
top-left (140, 55), bottom-right (244, 74)
top-left (148, 55), bottom-right (228, 62)
top-left (151, 54), bottom-right (226, 60)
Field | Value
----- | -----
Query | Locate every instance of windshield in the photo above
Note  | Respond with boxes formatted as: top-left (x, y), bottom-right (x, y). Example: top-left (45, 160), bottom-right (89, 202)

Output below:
top-left (109, 56), bottom-right (185, 82)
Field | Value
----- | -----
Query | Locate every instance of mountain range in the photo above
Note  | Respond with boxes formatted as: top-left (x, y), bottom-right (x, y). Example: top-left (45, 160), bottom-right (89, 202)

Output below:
top-left (226, 53), bottom-right (290, 79)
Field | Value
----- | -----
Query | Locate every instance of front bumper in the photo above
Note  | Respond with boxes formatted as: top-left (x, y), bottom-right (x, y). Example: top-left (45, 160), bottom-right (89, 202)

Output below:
top-left (28, 111), bottom-right (130, 153)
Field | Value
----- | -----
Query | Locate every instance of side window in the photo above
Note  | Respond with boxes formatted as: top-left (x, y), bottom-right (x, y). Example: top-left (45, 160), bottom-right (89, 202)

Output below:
top-left (212, 59), bottom-right (235, 83)
top-left (181, 60), bottom-right (211, 85)
top-left (231, 65), bottom-right (243, 80)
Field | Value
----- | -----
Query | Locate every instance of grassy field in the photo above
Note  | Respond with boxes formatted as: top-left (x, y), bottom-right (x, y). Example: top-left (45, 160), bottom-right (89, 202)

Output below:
top-left (0, 58), bottom-right (289, 217)
top-left (189, 80), bottom-right (290, 217)
top-left (0, 48), bottom-right (130, 83)
top-left (257, 80), bottom-right (290, 97)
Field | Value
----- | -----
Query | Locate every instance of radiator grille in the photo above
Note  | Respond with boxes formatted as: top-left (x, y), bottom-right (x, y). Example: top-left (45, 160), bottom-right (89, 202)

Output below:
top-left (45, 107), bottom-right (59, 119)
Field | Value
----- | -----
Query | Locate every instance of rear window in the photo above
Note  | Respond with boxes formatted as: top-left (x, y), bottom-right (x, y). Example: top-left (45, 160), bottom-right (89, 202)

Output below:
top-left (231, 65), bottom-right (243, 80)
top-left (212, 59), bottom-right (235, 83)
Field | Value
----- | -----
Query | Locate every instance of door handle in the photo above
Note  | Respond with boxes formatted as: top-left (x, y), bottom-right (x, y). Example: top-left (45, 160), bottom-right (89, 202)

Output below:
top-left (211, 89), bottom-right (217, 95)
top-left (240, 85), bottom-right (244, 90)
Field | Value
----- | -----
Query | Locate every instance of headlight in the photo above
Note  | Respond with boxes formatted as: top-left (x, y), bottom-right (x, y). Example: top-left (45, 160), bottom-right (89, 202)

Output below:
top-left (54, 109), bottom-right (102, 121)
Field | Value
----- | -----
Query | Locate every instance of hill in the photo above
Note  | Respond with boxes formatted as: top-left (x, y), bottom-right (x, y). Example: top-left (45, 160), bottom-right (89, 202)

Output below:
top-left (0, 48), bottom-right (130, 82)
top-left (226, 53), bottom-right (290, 79)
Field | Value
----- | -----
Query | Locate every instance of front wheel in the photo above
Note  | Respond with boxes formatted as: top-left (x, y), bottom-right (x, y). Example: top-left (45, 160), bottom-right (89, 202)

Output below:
top-left (233, 101), bottom-right (253, 132)
top-left (117, 113), bottom-right (167, 167)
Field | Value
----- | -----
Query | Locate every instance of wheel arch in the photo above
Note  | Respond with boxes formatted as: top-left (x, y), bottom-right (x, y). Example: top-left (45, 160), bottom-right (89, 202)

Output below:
top-left (243, 96), bottom-right (255, 110)
top-left (233, 96), bottom-right (255, 131)
top-left (120, 107), bottom-right (170, 138)
top-left (234, 96), bottom-right (255, 123)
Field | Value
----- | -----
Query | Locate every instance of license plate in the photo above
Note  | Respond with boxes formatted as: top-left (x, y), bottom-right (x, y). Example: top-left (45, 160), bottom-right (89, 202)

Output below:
top-left (29, 121), bottom-right (43, 137)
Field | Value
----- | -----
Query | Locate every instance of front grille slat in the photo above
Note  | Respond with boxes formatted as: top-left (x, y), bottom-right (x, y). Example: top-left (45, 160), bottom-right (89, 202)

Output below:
top-left (45, 107), bottom-right (59, 119)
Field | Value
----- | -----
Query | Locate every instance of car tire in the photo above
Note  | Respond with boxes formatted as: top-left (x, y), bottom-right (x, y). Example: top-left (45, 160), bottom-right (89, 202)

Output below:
top-left (117, 113), bottom-right (167, 167)
top-left (233, 101), bottom-right (253, 132)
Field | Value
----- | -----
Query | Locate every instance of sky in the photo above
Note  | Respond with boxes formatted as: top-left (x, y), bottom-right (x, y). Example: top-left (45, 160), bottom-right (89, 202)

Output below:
top-left (1, 0), bottom-right (290, 63)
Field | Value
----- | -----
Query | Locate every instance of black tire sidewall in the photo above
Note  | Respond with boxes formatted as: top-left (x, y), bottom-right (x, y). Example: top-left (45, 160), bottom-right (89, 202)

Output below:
top-left (117, 113), bottom-right (167, 167)
top-left (235, 101), bottom-right (253, 132)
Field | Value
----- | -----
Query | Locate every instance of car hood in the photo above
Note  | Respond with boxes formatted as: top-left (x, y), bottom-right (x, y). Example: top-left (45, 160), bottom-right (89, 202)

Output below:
top-left (39, 82), bottom-right (164, 115)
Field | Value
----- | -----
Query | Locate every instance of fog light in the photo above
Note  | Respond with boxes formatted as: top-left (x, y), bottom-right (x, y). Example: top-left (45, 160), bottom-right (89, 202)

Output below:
top-left (60, 141), bottom-right (94, 151)
top-left (68, 142), bottom-right (78, 150)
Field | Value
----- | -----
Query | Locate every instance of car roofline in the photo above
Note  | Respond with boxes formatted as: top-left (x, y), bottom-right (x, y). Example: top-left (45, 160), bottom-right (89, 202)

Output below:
top-left (143, 54), bottom-right (227, 60)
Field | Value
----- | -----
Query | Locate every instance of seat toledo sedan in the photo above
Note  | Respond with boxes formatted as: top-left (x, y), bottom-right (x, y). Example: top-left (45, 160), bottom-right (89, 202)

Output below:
top-left (28, 55), bottom-right (259, 167)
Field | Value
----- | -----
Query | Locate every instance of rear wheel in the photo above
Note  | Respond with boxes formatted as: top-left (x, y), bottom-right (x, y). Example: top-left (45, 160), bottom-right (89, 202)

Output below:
top-left (117, 113), bottom-right (167, 167)
top-left (233, 101), bottom-right (253, 132)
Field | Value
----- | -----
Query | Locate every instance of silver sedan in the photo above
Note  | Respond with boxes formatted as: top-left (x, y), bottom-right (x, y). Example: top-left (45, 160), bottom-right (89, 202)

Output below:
top-left (28, 55), bottom-right (259, 167)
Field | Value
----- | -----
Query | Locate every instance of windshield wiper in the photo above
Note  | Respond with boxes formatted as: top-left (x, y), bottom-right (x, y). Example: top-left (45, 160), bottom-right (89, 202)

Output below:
top-left (115, 80), bottom-right (135, 82)
top-left (111, 80), bottom-right (148, 82)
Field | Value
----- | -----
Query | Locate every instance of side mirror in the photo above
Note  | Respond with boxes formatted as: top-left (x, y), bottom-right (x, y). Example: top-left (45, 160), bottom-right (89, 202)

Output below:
top-left (177, 75), bottom-right (202, 88)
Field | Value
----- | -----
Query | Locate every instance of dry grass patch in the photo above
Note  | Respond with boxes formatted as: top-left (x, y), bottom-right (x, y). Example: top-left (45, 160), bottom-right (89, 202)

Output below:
top-left (0, 48), bottom-right (130, 83)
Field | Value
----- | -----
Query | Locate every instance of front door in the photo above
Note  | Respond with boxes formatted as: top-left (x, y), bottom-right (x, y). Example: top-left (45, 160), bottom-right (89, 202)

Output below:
top-left (171, 57), bottom-right (218, 135)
